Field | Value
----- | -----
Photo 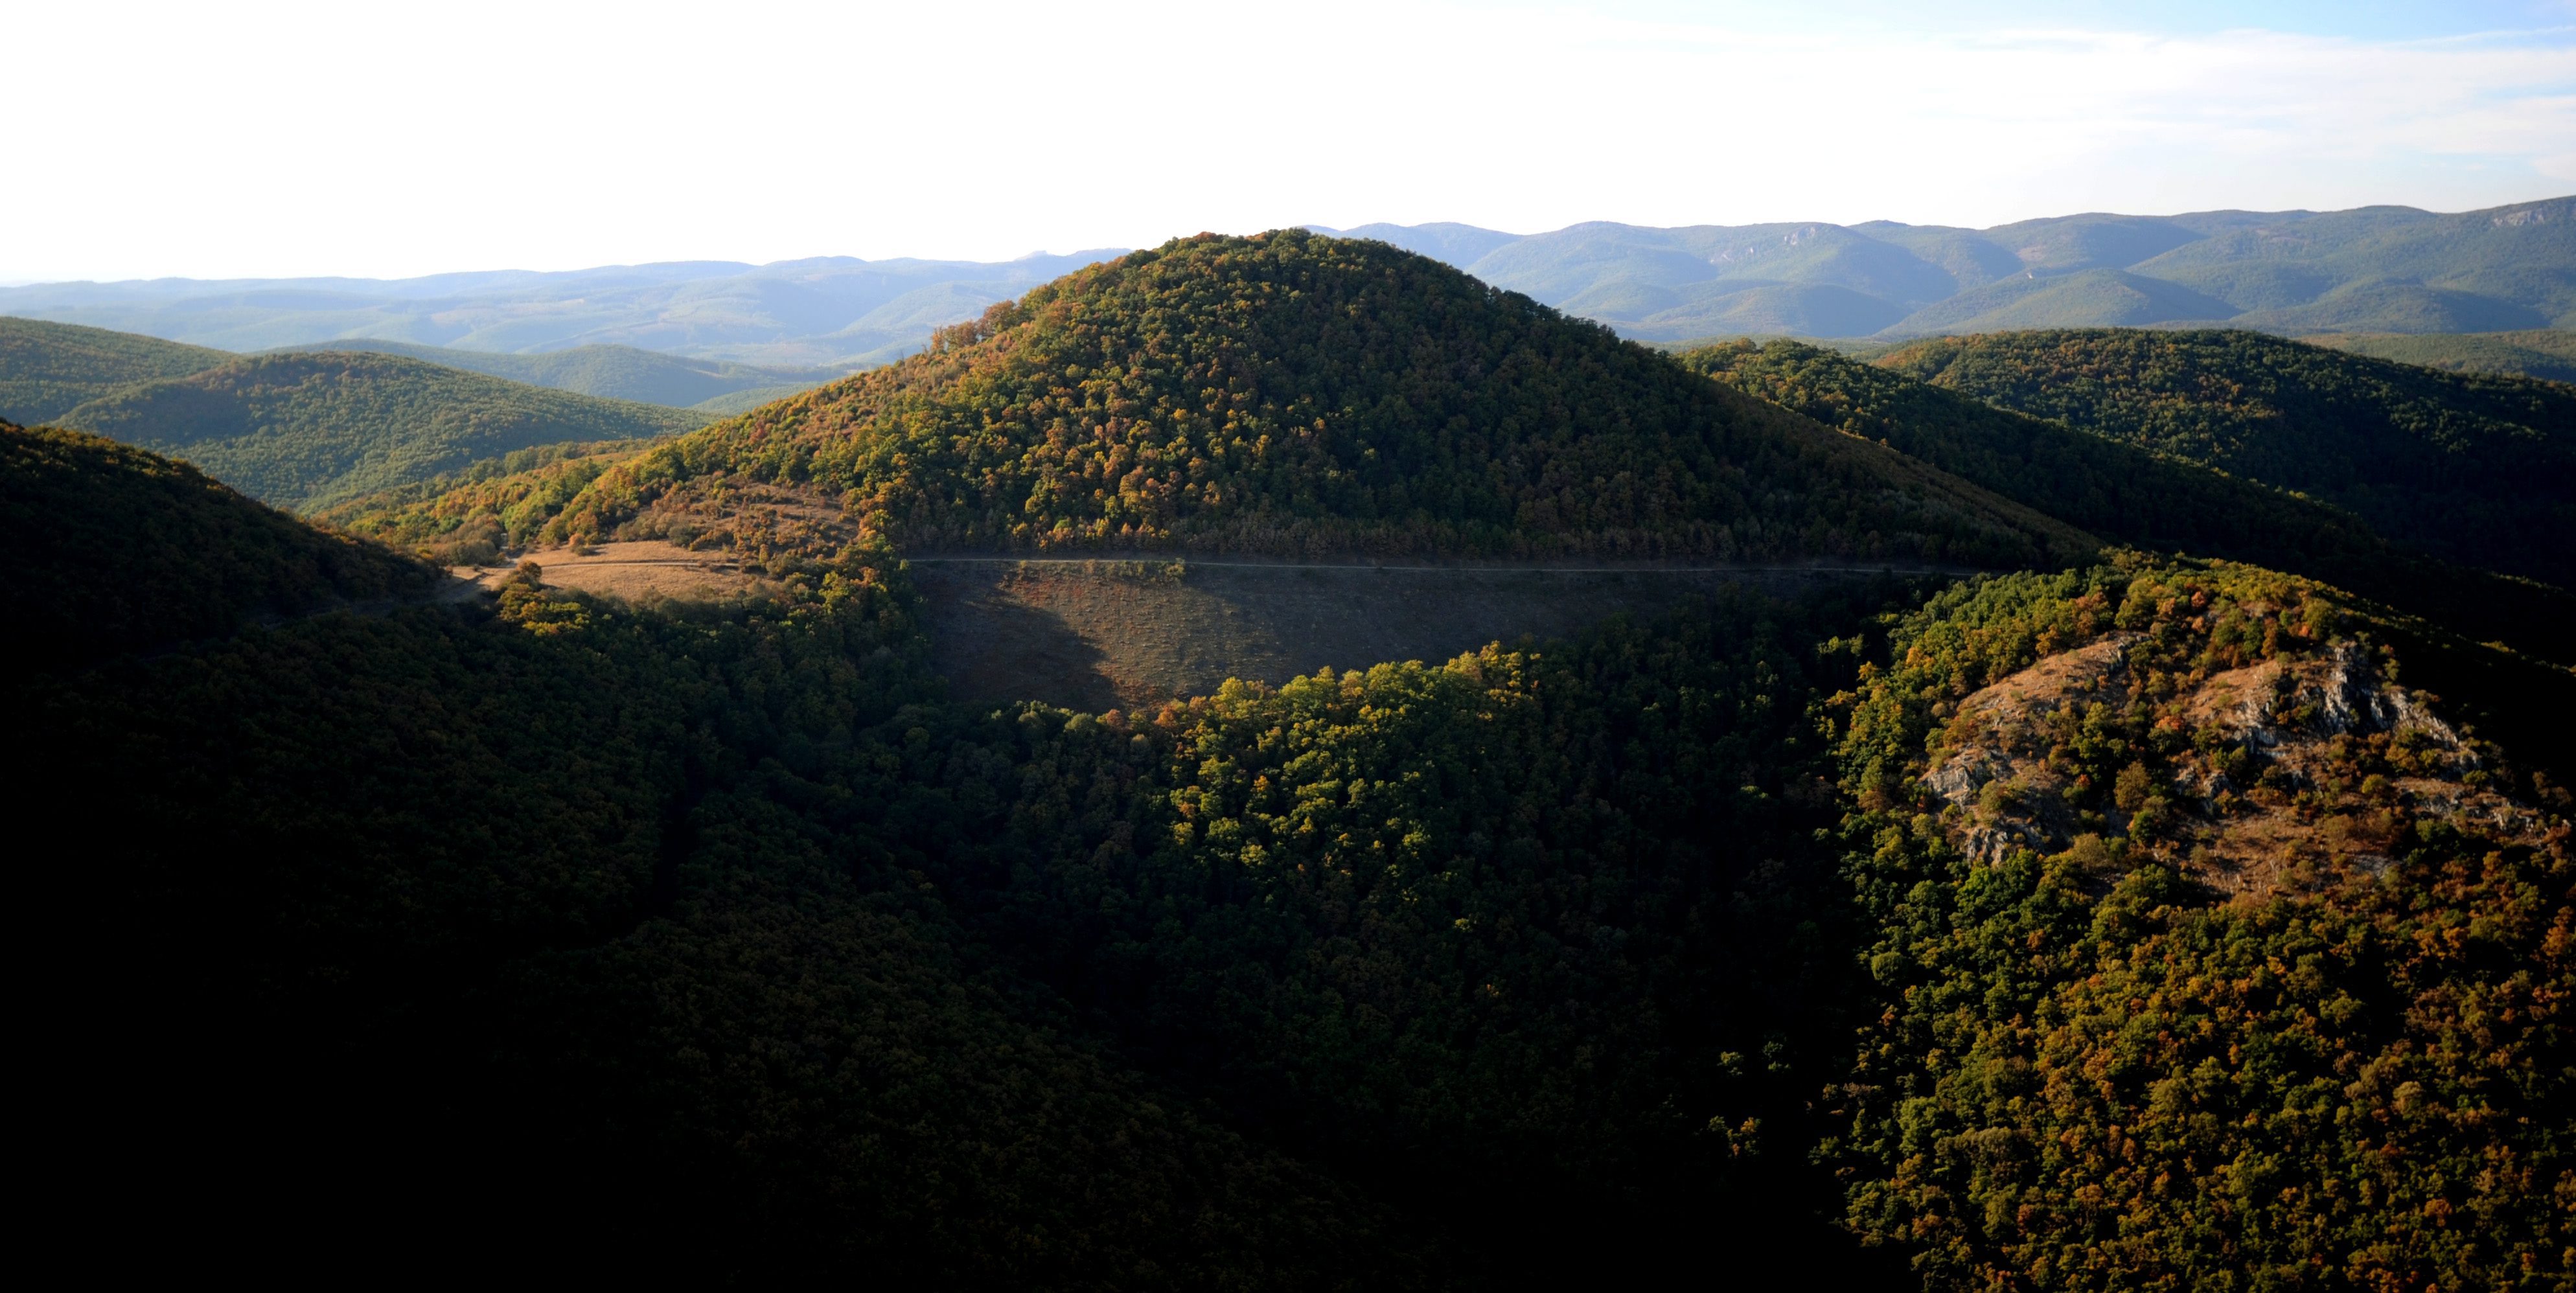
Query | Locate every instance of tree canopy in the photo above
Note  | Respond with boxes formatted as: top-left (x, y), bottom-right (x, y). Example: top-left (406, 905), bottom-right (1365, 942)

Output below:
top-left (1875, 328), bottom-right (2576, 586)
top-left (540, 231), bottom-right (2091, 567)
top-left (53, 350), bottom-right (705, 510)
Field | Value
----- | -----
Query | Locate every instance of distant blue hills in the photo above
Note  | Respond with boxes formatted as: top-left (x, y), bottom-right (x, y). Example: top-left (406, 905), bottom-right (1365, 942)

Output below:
top-left (3, 197), bottom-right (2564, 372)
top-left (1313, 196), bottom-right (2573, 343)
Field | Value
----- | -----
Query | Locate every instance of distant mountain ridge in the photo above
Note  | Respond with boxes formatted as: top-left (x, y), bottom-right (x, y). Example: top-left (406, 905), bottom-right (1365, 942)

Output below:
top-left (1312, 196), bottom-right (2574, 341)
top-left (259, 338), bottom-right (844, 409)
top-left (0, 249), bottom-right (1129, 369)
top-left (11, 199), bottom-right (2564, 377)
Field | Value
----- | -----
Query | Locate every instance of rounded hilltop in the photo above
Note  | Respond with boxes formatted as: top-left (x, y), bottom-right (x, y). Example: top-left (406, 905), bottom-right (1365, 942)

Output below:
top-left (529, 229), bottom-right (2091, 567)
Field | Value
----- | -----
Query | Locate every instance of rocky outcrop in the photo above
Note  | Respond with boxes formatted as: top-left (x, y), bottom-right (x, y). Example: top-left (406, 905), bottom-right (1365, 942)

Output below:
top-left (1921, 631), bottom-right (2544, 896)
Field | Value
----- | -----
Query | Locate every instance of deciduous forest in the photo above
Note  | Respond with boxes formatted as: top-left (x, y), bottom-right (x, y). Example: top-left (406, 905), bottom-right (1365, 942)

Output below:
top-left (7, 228), bottom-right (2568, 1288)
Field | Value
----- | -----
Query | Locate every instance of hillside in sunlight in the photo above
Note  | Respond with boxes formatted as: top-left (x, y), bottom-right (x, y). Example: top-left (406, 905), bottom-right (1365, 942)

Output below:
top-left (51, 350), bottom-right (707, 510)
top-left (0, 317), bottom-right (231, 424)
top-left (523, 229), bottom-right (2094, 567)
top-left (261, 338), bottom-right (845, 408)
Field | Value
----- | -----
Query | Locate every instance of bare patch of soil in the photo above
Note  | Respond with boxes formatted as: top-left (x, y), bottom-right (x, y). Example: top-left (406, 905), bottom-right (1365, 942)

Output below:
top-left (912, 559), bottom-right (1916, 711)
top-left (462, 540), bottom-right (761, 602)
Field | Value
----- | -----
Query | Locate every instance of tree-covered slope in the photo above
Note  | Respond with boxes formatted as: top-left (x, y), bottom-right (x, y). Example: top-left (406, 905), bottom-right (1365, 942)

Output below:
top-left (540, 230), bottom-right (2093, 567)
top-left (1878, 269), bottom-right (2236, 338)
top-left (2133, 197), bottom-right (2576, 326)
top-left (1677, 339), bottom-right (2576, 666)
top-left (17, 428), bottom-right (1907, 1282)
top-left (1876, 329), bottom-right (2576, 586)
top-left (1, 419), bottom-right (434, 662)
top-left (22, 429), bottom-right (2569, 1285)
top-left (688, 380), bottom-right (829, 415)
top-left (0, 316), bottom-right (229, 424)
top-left (17, 434), bottom-right (1434, 1283)
top-left (1353, 198), bottom-right (2576, 340)
top-left (312, 438), bottom-right (656, 564)
top-left (53, 350), bottom-right (708, 510)
top-left (2308, 328), bottom-right (2576, 385)
top-left (260, 338), bottom-right (845, 408)
top-left (1826, 558), bottom-right (2572, 1289)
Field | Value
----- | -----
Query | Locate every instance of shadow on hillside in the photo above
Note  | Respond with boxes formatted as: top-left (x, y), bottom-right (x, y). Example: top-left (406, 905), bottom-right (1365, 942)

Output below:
top-left (915, 568), bottom-right (1124, 712)
top-left (914, 560), bottom-right (1929, 710)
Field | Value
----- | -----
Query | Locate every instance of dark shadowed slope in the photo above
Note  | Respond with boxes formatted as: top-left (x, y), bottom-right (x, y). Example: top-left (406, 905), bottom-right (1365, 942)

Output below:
top-left (1680, 339), bottom-right (2576, 666)
top-left (16, 433), bottom-right (1432, 1285)
top-left (0, 419), bottom-right (434, 662)
top-left (1874, 328), bottom-right (2576, 586)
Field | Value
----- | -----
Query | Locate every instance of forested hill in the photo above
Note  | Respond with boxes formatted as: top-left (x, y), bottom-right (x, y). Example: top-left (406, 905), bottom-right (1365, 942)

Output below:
top-left (14, 424), bottom-right (1915, 1282)
top-left (1326, 197), bottom-right (2576, 341)
top-left (0, 317), bottom-right (230, 425)
top-left (1874, 329), bottom-right (2576, 586)
top-left (53, 350), bottom-right (707, 511)
top-left (533, 229), bottom-right (2094, 566)
top-left (21, 412), bottom-right (2570, 1285)
top-left (1679, 339), bottom-right (2576, 667)
top-left (1826, 559), bottom-right (2571, 1288)
top-left (2308, 328), bottom-right (2576, 384)
top-left (259, 338), bottom-right (845, 410)
top-left (1, 420), bottom-right (433, 662)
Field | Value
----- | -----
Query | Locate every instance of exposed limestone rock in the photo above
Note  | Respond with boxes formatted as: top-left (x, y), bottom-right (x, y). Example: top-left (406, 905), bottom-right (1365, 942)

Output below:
top-left (1920, 631), bottom-right (2545, 898)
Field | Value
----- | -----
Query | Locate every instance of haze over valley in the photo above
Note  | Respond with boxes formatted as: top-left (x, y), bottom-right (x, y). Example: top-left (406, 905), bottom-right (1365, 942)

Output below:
top-left (10, 197), bottom-right (2570, 377)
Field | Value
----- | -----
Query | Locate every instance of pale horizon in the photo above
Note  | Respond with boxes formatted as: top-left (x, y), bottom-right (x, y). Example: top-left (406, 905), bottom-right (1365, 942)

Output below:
top-left (11, 192), bottom-right (2576, 291)
top-left (6, 0), bottom-right (2571, 283)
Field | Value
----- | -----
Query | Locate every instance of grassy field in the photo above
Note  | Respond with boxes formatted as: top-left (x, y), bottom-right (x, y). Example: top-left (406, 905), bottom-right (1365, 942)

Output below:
top-left (461, 539), bottom-right (763, 602)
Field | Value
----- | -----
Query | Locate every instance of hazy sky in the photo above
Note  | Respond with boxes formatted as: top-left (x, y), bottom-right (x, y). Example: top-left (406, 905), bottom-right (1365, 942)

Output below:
top-left (6, 0), bottom-right (2572, 282)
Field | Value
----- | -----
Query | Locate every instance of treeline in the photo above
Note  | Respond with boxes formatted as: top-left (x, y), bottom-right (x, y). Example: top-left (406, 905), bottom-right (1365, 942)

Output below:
top-left (1, 421), bottom-right (434, 663)
top-left (1679, 339), bottom-right (2576, 668)
top-left (538, 231), bottom-right (2088, 568)
top-left (1876, 328), bottom-right (2576, 586)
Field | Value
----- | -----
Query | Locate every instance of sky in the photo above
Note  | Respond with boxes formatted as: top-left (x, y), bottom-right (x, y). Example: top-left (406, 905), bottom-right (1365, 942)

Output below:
top-left (5, 0), bottom-right (2571, 283)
